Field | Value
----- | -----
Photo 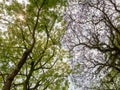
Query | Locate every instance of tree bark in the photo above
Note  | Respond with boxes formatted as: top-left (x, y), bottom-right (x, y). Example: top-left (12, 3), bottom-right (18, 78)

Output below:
top-left (3, 49), bottom-right (32, 90)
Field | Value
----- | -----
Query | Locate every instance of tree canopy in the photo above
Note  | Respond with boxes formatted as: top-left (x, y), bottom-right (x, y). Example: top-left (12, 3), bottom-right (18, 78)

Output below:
top-left (64, 0), bottom-right (120, 89)
top-left (1, 0), bottom-right (120, 90)
top-left (0, 0), bottom-right (71, 90)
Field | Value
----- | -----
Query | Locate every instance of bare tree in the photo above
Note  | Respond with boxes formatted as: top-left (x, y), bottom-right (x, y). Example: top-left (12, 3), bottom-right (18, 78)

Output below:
top-left (64, 0), bottom-right (120, 89)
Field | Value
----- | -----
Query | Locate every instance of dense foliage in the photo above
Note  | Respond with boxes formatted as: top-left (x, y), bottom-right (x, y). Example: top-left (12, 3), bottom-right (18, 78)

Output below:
top-left (0, 0), bottom-right (71, 90)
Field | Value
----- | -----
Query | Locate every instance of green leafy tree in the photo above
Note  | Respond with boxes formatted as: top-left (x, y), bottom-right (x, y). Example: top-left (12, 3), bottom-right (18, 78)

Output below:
top-left (0, 0), bottom-right (71, 90)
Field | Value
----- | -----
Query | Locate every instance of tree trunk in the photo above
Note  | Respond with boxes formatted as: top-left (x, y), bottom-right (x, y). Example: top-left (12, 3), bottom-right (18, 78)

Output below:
top-left (3, 49), bottom-right (32, 90)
